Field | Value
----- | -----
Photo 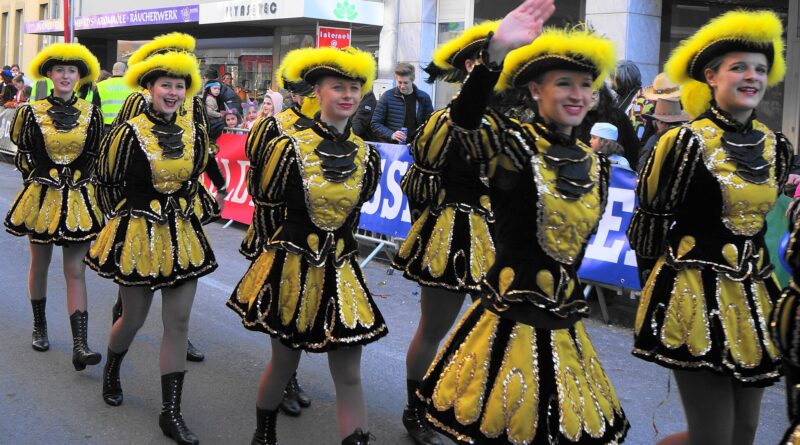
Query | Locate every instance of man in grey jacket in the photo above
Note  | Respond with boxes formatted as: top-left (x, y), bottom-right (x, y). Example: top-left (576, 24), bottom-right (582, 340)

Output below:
top-left (371, 62), bottom-right (433, 143)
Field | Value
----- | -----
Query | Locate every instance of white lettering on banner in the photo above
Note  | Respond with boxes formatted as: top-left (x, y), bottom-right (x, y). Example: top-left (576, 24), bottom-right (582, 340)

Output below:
top-left (0, 115), bottom-right (11, 139)
top-left (583, 186), bottom-right (638, 267)
top-left (380, 161), bottom-right (409, 221)
top-left (227, 160), bottom-right (252, 205)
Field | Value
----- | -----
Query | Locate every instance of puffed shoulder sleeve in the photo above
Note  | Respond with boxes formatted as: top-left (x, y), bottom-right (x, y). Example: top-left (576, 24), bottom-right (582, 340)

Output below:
top-left (401, 108), bottom-right (449, 206)
top-left (627, 125), bottom-right (703, 259)
top-left (245, 116), bottom-right (281, 164)
top-left (84, 104), bottom-right (105, 162)
top-left (247, 135), bottom-right (296, 239)
top-left (192, 95), bottom-right (209, 130)
top-left (96, 123), bottom-right (137, 216)
top-left (360, 142), bottom-right (382, 204)
top-left (774, 132), bottom-right (793, 189)
top-left (9, 104), bottom-right (36, 177)
top-left (110, 92), bottom-right (146, 129)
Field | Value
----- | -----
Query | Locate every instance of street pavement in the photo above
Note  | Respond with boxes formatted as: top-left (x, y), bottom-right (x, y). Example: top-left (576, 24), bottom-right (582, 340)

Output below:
top-left (0, 159), bottom-right (789, 445)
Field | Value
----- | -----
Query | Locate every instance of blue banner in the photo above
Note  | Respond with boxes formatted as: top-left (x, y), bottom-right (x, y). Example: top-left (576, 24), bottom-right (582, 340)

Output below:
top-left (359, 143), bottom-right (413, 238)
top-left (578, 166), bottom-right (641, 291)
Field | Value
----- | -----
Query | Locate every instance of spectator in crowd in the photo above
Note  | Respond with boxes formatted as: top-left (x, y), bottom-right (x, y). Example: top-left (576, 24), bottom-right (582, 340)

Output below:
top-left (221, 72), bottom-right (233, 88)
top-left (203, 67), bottom-right (242, 111)
top-left (96, 62), bottom-right (134, 131)
top-left (371, 62), bottom-right (433, 143)
top-left (223, 109), bottom-right (241, 128)
top-left (258, 90), bottom-right (283, 119)
top-left (611, 60), bottom-right (642, 115)
top-left (20, 85), bottom-right (31, 102)
top-left (1, 69), bottom-right (17, 103)
top-left (203, 81), bottom-right (226, 140)
top-left (3, 74), bottom-right (26, 108)
top-left (351, 89), bottom-right (376, 141)
top-left (576, 84), bottom-right (639, 167)
top-left (627, 86), bottom-right (656, 142)
top-left (637, 93), bottom-right (690, 172)
top-left (589, 122), bottom-right (632, 170)
top-left (10, 63), bottom-right (31, 86)
top-left (97, 70), bottom-right (112, 83)
top-left (240, 100), bottom-right (259, 130)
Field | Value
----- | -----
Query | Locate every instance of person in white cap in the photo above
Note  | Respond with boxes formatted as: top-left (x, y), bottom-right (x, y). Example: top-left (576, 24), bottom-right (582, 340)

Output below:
top-left (590, 122), bottom-right (632, 170)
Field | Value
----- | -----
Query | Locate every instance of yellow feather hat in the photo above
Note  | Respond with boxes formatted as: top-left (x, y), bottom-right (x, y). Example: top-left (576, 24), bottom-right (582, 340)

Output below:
top-left (665, 9), bottom-right (785, 118)
top-left (124, 51), bottom-right (202, 97)
top-left (281, 46), bottom-right (376, 96)
top-left (425, 21), bottom-right (500, 83)
top-left (276, 49), bottom-right (315, 95)
top-left (496, 26), bottom-right (616, 92)
top-left (127, 32), bottom-right (196, 66)
top-left (29, 43), bottom-right (100, 87)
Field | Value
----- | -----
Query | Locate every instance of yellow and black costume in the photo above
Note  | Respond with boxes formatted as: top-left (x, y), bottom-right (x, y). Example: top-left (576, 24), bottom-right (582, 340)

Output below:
top-left (771, 215), bottom-right (800, 444)
top-left (113, 32), bottom-right (220, 225)
top-left (86, 51), bottom-right (217, 290)
top-left (239, 49), bottom-right (321, 260)
top-left (227, 46), bottom-right (388, 351)
top-left (628, 10), bottom-right (789, 386)
top-left (5, 43), bottom-right (104, 245)
top-left (390, 21), bottom-right (496, 292)
top-left (418, 28), bottom-right (629, 444)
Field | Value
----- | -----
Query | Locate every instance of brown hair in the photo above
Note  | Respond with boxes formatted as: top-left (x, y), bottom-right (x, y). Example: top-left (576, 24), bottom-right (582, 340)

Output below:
top-left (394, 62), bottom-right (415, 80)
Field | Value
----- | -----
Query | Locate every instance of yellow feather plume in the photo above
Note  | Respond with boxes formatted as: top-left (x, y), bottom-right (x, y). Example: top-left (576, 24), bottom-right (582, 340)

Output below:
top-left (300, 94), bottom-right (321, 117)
top-left (496, 26), bottom-right (616, 92)
top-left (679, 79), bottom-right (713, 119)
top-left (124, 52), bottom-right (202, 98)
top-left (432, 21), bottom-right (500, 70)
top-left (276, 48), bottom-right (306, 90)
top-left (29, 43), bottom-right (100, 87)
top-left (127, 32), bottom-right (196, 67)
top-left (665, 9), bottom-right (785, 86)
top-left (281, 47), bottom-right (376, 97)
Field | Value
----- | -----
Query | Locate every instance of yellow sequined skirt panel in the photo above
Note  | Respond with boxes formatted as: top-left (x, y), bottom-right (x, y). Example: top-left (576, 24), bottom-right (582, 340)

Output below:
top-left (419, 302), bottom-right (629, 444)
top-left (5, 181), bottom-right (103, 245)
top-left (227, 248), bottom-right (388, 352)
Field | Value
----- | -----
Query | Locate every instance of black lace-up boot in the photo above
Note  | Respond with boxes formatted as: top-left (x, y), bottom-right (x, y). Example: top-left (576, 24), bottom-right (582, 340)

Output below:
top-left (31, 298), bottom-right (49, 351)
top-left (251, 406), bottom-right (278, 445)
top-left (402, 380), bottom-right (442, 445)
top-left (69, 310), bottom-right (101, 371)
top-left (158, 371), bottom-right (199, 445)
top-left (341, 428), bottom-right (375, 445)
top-left (102, 348), bottom-right (127, 406)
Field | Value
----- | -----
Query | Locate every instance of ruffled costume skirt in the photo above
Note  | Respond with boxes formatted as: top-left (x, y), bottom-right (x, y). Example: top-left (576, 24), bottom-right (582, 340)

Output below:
top-left (85, 212), bottom-right (217, 290)
top-left (392, 203), bottom-right (494, 292)
top-left (633, 240), bottom-right (782, 386)
top-left (419, 301), bottom-right (629, 444)
top-left (5, 180), bottom-right (103, 245)
top-left (227, 248), bottom-right (388, 351)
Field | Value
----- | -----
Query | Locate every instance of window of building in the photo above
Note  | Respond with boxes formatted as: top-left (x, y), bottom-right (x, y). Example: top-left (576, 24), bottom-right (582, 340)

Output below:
top-left (1, 12), bottom-right (8, 64)
top-left (15, 9), bottom-right (22, 64)
top-left (661, 0), bottom-right (789, 130)
top-left (474, 0), bottom-right (583, 26)
top-left (38, 4), bottom-right (48, 51)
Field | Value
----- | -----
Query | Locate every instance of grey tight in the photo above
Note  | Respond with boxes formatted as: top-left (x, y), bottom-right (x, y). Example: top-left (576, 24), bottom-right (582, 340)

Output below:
top-left (256, 339), bottom-right (366, 439)
top-left (405, 286), bottom-right (466, 381)
top-left (673, 369), bottom-right (764, 445)
top-left (107, 280), bottom-right (197, 374)
top-left (28, 241), bottom-right (91, 314)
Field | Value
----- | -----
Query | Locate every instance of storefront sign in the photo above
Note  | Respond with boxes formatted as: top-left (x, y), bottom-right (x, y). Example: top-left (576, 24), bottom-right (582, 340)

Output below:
top-left (200, 0), bottom-right (382, 26)
top-left (317, 26), bottom-right (351, 48)
top-left (25, 5), bottom-right (199, 34)
top-left (0, 107), bottom-right (17, 155)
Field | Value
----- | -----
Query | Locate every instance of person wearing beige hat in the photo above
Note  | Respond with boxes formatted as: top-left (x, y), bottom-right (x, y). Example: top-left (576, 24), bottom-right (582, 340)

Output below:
top-left (636, 74), bottom-right (690, 171)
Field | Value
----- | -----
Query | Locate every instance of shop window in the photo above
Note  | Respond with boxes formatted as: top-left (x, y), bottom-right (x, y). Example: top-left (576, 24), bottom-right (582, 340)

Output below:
top-left (238, 55), bottom-right (273, 100)
top-left (433, 21), bottom-right (464, 110)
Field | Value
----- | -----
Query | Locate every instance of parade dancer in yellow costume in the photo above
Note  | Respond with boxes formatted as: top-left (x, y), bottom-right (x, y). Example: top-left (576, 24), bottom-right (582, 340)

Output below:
top-left (239, 48), bottom-right (321, 418)
top-left (86, 50), bottom-right (216, 445)
top-left (390, 21), bottom-right (499, 445)
top-left (5, 43), bottom-right (104, 371)
top-left (771, 212), bottom-right (800, 445)
top-left (627, 10), bottom-right (790, 445)
top-left (110, 32), bottom-right (219, 363)
top-left (227, 46), bottom-right (386, 445)
top-left (418, 1), bottom-right (631, 444)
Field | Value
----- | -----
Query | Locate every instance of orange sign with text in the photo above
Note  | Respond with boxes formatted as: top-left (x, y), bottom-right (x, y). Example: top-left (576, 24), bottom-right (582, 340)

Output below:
top-left (317, 26), bottom-right (351, 48)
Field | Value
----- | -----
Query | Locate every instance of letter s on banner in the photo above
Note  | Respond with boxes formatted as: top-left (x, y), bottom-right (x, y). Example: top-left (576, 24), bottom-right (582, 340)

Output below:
top-left (358, 143), bottom-right (412, 238)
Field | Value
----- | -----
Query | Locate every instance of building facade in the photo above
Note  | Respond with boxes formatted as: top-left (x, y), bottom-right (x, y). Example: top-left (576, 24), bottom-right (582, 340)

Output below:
top-left (2, 0), bottom-right (798, 145)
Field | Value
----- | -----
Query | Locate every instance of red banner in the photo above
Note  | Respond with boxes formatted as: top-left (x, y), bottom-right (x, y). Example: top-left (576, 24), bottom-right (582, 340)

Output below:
top-left (317, 26), bottom-right (351, 48)
top-left (202, 133), bottom-right (255, 224)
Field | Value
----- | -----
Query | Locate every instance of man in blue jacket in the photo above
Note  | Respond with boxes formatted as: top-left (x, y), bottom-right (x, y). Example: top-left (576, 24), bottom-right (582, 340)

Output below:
top-left (371, 62), bottom-right (433, 143)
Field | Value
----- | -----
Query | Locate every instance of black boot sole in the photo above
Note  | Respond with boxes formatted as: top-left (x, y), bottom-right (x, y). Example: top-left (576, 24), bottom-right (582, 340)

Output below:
top-left (103, 393), bottom-right (123, 407)
top-left (31, 341), bottom-right (49, 352)
top-left (73, 353), bottom-right (102, 371)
